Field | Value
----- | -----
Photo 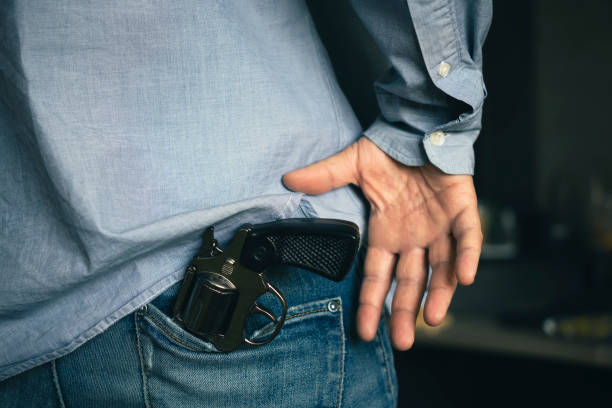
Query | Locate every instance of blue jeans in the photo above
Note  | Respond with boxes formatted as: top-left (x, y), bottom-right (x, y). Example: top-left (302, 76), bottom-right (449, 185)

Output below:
top-left (0, 252), bottom-right (397, 407)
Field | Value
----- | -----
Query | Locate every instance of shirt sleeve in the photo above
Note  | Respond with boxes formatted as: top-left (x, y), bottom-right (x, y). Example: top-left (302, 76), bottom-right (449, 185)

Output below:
top-left (350, 0), bottom-right (493, 175)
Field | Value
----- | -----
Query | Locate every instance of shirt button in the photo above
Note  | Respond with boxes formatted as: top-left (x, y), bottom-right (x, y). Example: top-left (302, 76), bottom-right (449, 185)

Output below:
top-left (327, 300), bottom-right (339, 313)
top-left (429, 131), bottom-right (446, 146)
top-left (438, 61), bottom-right (451, 78)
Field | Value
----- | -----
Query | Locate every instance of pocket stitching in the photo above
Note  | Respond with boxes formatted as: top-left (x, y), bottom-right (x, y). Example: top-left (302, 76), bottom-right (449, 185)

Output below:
top-left (140, 298), bottom-right (341, 353)
top-left (376, 328), bottom-right (394, 397)
top-left (140, 310), bottom-right (209, 353)
top-left (137, 299), bottom-right (346, 407)
top-left (251, 307), bottom-right (329, 340)
top-left (134, 312), bottom-right (152, 408)
top-left (286, 307), bottom-right (327, 321)
top-left (335, 298), bottom-right (346, 408)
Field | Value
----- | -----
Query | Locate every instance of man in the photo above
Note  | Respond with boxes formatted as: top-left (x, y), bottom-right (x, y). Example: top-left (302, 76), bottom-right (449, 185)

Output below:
top-left (0, 0), bottom-right (491, 406)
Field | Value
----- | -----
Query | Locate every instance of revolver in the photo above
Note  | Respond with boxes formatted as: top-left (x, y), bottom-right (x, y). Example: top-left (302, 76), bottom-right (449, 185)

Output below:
top-left (172, 218), bottom-right (360, 352)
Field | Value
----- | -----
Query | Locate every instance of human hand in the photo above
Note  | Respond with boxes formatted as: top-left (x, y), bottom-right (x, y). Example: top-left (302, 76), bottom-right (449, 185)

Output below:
top-left (282, 137), bottom-right (482, 350)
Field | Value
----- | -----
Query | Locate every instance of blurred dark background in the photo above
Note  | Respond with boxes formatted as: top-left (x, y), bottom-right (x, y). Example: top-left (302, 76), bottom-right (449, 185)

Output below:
top-left (308, 0), bottom-right (612, 406)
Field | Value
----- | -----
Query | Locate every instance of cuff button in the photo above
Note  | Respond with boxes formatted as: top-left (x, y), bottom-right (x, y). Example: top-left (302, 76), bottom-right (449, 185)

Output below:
top-left (438, 61), bottom-right (451, 78)
top-left (429, 131), bottom-right (446, 146)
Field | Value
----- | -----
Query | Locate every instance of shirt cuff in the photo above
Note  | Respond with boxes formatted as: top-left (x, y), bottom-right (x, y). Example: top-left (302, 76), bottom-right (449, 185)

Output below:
top-left (363, 118), bottom-right (428, 167)
top-left (363, 116), bottom-right (479, 176)
top-left (422, 128), bottom-right (477, 175)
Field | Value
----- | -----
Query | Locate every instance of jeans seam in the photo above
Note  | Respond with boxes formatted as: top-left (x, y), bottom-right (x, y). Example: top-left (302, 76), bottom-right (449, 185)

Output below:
top-left (135, 312), bottom-right (152, 408)
top-left (336, 303), bottom-right (346, 408)
top-left (375, 328), bottom-right (394, 398)
top-left (50, 360), bottom-right (65, 408)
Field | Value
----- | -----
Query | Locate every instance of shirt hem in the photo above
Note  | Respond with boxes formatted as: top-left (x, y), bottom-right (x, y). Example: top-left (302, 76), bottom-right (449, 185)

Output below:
top-left (0, 269), bottom-right (184, 382)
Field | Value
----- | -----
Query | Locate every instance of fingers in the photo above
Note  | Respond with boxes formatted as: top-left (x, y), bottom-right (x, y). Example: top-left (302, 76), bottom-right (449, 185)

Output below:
top-left (282, 143), bottom-right (358, 195)
top-left (423, 235), bottom-right (457, 326)
top-left (451, 206), bottom-right (483, 285)
top-left (356, 247), bottom-right (395, 342)
top-left (390, 248), bottom-right (428, 350)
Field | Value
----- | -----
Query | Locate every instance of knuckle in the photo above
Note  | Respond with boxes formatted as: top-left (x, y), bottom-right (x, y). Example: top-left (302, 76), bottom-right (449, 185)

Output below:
top-left (358, 299), bottom-right (382, 311)
top-left (430, 260), bottom-right (451, 271)
top-left (362, 274), bottom-right (388, 286)
top-left (396, 276), bottom-right (424, 288)
top-left (391, 306), bottom-right (418, 318)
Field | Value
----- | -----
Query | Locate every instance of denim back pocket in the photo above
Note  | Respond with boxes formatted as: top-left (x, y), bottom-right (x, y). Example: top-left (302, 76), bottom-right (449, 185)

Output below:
top-left (136, 296), bottom-right (345, 408)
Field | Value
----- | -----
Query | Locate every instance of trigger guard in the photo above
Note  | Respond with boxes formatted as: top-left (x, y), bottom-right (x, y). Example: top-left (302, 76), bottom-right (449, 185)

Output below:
top-left (244, 281), bottom-right (287, 346)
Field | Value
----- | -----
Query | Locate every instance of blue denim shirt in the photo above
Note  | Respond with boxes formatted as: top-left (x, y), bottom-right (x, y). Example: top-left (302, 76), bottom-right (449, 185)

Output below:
top-left (0, 0), bottom-right (491, 380)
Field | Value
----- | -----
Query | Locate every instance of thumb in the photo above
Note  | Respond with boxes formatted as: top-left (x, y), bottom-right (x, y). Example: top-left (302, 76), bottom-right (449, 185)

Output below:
top-left (282, 142), bottom-right (359, 195)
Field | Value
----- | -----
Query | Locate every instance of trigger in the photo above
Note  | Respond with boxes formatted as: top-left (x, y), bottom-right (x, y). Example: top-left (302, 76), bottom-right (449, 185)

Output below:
top-left (250, 302), bottom-right (277, 323)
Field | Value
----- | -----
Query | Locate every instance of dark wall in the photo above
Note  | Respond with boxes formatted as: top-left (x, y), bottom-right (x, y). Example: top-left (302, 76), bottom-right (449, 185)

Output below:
top-left (475, 1), bottom-right (536, 212)
top-left (534, 0), bottom-right (612, 220)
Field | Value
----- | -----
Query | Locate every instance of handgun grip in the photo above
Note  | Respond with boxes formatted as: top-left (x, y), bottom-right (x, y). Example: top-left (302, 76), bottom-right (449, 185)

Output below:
top-left (240, 218), bottom-right (360, 282)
